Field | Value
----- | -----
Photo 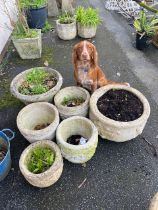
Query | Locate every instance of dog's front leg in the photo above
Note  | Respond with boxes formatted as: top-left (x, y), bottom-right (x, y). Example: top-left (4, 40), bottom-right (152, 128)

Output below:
top-left (91, 81), bottom-right (97, 93)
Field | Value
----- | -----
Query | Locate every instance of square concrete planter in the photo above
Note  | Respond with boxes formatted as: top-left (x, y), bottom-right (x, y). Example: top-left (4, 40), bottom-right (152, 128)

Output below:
top-left (12, 29), bottom-right (42, 59)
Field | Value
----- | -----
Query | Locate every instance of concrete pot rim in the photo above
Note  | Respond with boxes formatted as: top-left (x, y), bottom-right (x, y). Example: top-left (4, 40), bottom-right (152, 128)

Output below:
top-left (10, 67), bottom-right (63, 102)
top-left (54, 86), bottom-right (90, 113)
top-left (17, 102), bottom-right (59, 136)
top-left (56, 19), bottom-right (76, 26)
top-left (19, 140), bottom-right (63, 178)
top-left (12, 29), bottom-right (41, 41)
top-left (77, 22), bottom-right (97, 29)
top-left (90, 84), bottom-right (150, 128)
top-left (56, 116), bottom-right (98, 149)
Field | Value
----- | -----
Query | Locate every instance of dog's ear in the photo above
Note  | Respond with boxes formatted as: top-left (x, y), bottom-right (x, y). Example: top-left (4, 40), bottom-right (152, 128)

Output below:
top-left (72, 44), bottom-right (78, 67)
top-left (91, 45), bottom-right (98, 66)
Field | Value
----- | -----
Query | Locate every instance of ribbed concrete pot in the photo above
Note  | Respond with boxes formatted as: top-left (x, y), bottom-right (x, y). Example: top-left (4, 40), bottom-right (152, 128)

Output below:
top-left (17, 102), bottom-right (59, 143)
top-left (19, 140), bottom-right (63, 188)
top-left (10, 67), bottom-right (63, 104)
top-left (149, 192), bottom-right (158, 210)
top-left (89, 85), bottom-right (150, 142)
top-left (56, 116), bottom-right (98, 164)
top-left (12, 29), bottom-right (42, 59)
top-left (77, 23), bottom-right (97, 38)
top-left (54, 86), bottom-right (90, 119)
top-left (56, 20), bottom-right (77, 40)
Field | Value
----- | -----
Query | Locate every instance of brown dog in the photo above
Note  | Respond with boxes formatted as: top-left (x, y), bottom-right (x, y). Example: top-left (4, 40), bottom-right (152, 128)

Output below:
top-left (72, 41), bottom-right (129, 93)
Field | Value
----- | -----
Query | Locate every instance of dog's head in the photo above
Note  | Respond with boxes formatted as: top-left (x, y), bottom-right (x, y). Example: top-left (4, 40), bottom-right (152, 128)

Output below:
top-left (72, 41), bottom-right (98, 66)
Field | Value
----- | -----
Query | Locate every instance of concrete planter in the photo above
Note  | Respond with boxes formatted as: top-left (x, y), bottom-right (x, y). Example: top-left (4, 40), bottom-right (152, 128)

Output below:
top-left (89, 85), bottom-right (150, 142)
top-left (17, 102), bottom-right (59, 143)
top-left (56, 116), bottom-right (98, 164)
top-left (10, 67), bottom-right (63, 104)
top-left (19, 140), bottom-right (63, 188)
top-left (56, 20), bottom-right (77, 40)
top-left (54, 86), bottom-right (90, 119)
top-left (77, 23), bottom-right (97, 38)
top-left (12, 29), bottom-right (42, 59)
top-left (149, 192), bottom-right (158, 210)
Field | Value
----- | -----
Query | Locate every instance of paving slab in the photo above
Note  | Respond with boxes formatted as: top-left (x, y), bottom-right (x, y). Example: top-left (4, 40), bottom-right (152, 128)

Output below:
top-left (0, 0), bottom-right (158, 210)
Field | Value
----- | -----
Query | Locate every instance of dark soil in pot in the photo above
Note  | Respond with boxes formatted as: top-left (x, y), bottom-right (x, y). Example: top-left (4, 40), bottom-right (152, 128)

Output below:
top-left (34, 123), bottom-right (50, 130)
top-left (136, 33), bottom-right (149, 50)
top-left (67, 135), bottom-right (88, 145)
top-left (0, 144), bottom-right (7, 162)
top-left (97, 89), bottom-right (143, 122)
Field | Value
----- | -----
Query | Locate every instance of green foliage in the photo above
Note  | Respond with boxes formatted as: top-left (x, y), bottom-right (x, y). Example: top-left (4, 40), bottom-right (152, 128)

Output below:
top-left (42, 21), bottom-right (54, 33)
top-left (26, 68), bottom-right (49, 84)
top-left (59, 13), bottom-right (76, 24)
top-left (13, 29), bottom-right (38, 39)
top-left (76, 6), bottom-right (101, 26)
top-left (134, 10), bottom-right (158, 37)
top-left (61, 96), bottom-right (85, 106)
top-left (20, 0), bottom-right (47, 9)
top-left (27, 147), bottom-right (55, 174)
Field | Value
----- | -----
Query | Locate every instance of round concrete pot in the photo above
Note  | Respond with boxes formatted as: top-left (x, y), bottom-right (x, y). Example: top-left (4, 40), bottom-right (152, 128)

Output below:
top-left (149, 192), bottom-right (158, 210)
top-left (54, 86), bottom-right (90, 119)
top-left (89, 85), bottom-right (150, 142)
top-left (19, 140), bottom-right (63, 188)
top-left (77, 23), bottom-right (97, 38)
top-left (17, 102), bottom-right (59, 143)
top-left (10, 67), bottom-right (63, 104)
top-left (56, 20), bottom-right (77, 40)
top-left (56, 116), bottom-right (98, 164)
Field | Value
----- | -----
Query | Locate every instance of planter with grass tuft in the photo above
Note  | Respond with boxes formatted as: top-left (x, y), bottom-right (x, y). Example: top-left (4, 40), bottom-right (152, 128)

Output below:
top-left (10, 67), bottom-right (63, 104)
top-left (56, 116), bottom-right (98, 164)
top-left (19, 140), bottom-right (63, 188)
top-left (76, 6), bottom-right (101, 38)
top-left (54, 86), bottom-right (90, 119)
top-left (89, 85), bottom-right (150, 142)
top-left (56, 13), bottom-right (77, 40)
top-left (17, 102), bottom-right (59, 143)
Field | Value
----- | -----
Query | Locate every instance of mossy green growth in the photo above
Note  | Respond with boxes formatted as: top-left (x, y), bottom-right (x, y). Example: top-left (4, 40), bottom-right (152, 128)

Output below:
top-left (41, 46), bottom-right (54, 65)
top-left (0, 79), bottom-right (23, 110)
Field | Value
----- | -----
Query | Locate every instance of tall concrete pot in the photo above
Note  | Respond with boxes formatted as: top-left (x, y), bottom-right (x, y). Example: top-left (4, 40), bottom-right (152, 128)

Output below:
top-left (56, 116), bottom-right (98, 164)
top-left (54, 86), bottom-right (90, 119)
top-left (19, 140), bottom-right (63, 188)
top-left (17, 102), bottom-right (59, 143)
top-left (10, 67), bottom-right (63, 104)
top-left (56, 20), bottom-right (77, 40)
top-left (89, 85), bottom-right (150, 142)
top-left (149, 192), bottom-right (158, 210)
top-left (12, 29), bottom-right (42, 59)
top-left (77, 23), bottom-right (97, 39)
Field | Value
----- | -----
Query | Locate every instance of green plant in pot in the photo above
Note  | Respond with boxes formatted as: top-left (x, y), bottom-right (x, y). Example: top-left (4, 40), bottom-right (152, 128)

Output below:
top-left (76, 6), bottom-right (101, 38)
top-left (56, 12), bottom-right (77, 40)
top-left (20, 0), bottom-right (48, 29)
top-left (134, 10), bottom-right (158, 50)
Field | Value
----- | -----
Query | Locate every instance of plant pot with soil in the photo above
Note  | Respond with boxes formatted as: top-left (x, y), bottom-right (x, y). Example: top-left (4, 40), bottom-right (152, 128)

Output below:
top-left (10, 67), bottom-right (63, 104)
top-left (134, 10), bottom-right (158, 50)
top-left (56, 13), bottom-right (77, 40)
top-left (56, 116), bottom-right (98, 164)
top-left (17, 102), bottom-right (59, 143)
top-left (0, 129), bottom-right (15, 181)
top-left (89, 85), bottom-right (150, 142)
top-left (21, 0), bottom-right (48, 29)
top-left (76, 6), bottom-right (101, 38)
top-left (19, 140), bottom-right (63, 187)
top-left (54, 86), bottom-right (90, 119)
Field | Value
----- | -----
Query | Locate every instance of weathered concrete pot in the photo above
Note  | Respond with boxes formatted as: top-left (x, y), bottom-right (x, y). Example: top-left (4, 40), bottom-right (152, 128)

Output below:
top-left (89, 85), bottom-right (150, 142)
top-left (19, 140), bottom-right (63, 188)
top-left (54, 86), bottom-right (90, 119)
top-left (12, 29), bottom-right (42, 59)
top-left (56, 116), bottom-right (98, 163)
top-left (56, 20), bottom-right (77, 40)
top-left (149, 192), bottom-right (158, 210)
top-left (77, 23), bottom-right (97, 38)
top-left (17, 102), bottom-right (59, 143)
top-left (10, 67), bottom-right (63, 104)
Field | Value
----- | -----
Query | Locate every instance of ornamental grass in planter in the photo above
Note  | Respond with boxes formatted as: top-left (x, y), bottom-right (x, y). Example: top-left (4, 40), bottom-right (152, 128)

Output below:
top-left (21, 0), bottom-right (48, 29)
top-left (54, 86), bottom-right (90, 119)
top-left (19, 140), bottom-right (63, 188)
top-left (10, 67), bottom-right (63, 104)
top-left (90, 85), bottom-right (150, 142)
top-left (56, 116), bottom-right (98, 164)
top-left (56, 13), bottom-right (77, 40)
top-left (76, 6), bottom-right (101, 38)
top-left (17, 102), bottom-right (59, 143)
